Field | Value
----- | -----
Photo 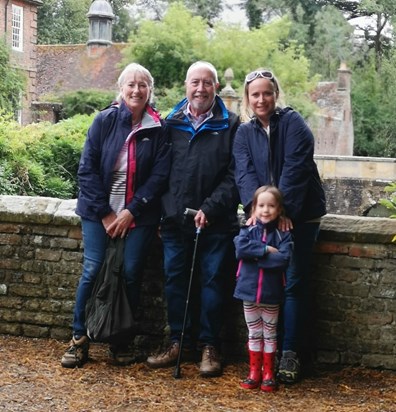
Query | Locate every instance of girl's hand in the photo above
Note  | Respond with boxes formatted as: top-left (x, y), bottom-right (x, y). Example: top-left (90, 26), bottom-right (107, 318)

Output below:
top-left (266, 245), bottom-right (279, 254)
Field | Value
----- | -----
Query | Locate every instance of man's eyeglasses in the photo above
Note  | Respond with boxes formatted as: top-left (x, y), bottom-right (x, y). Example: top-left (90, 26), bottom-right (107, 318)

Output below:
top-left (245, 70), bottom-right (274, 84)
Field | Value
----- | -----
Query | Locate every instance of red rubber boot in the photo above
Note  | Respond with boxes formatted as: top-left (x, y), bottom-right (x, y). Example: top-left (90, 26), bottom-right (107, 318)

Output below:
top-left (261, 352), bottom-right (278, 392)
top-left (240, 350), bottom-right (262, 389)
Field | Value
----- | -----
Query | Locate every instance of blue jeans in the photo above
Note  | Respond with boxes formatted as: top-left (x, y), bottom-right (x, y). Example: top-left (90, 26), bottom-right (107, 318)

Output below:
top-left (161, 229), bottom-right (233, 349)
top-left (73, 219), bottom-right (156, 338)
top-left (282, 222), bottom-right (320, 354)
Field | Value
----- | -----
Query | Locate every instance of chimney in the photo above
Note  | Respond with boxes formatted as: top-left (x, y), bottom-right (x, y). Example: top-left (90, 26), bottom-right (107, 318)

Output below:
top-left (87, 0), bottom-right (115, 55)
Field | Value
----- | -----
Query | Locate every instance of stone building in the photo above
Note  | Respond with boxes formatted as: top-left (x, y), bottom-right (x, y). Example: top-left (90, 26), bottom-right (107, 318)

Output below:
top-left (0, 0), bottom-right (42, 124)
top-left (308, 63), bottom-right (354, 156)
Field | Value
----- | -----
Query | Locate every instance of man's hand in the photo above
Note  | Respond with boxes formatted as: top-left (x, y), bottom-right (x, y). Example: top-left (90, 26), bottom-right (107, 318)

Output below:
top-left (194, 209), bottom-right (209, 229)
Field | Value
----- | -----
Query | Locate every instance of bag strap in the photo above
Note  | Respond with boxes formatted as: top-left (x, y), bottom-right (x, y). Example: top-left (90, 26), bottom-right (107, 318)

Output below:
top-left (107, 237), bottom-right (125, 275)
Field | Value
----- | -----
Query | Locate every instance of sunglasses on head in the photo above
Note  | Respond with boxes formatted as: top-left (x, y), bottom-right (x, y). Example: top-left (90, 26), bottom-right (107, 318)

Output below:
top-left (245, 70), bottom-right (274, 83)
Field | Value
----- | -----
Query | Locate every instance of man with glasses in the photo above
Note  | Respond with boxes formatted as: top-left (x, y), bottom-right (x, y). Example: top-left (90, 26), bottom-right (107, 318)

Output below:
top-left (146, 61), bottom-right (240, 377)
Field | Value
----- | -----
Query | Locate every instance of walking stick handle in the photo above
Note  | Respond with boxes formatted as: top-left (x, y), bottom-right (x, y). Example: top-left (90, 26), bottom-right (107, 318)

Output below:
top-left (184, 208), bottom-right (199, 217)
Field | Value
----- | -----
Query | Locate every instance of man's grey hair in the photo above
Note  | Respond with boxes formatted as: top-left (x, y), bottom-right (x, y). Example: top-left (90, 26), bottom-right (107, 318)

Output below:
top-left (185, 61), bottom-right (219, 84)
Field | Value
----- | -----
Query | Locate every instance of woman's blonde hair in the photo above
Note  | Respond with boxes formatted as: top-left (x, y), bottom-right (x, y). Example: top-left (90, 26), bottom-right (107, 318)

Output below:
top-left (240, 68), bottom-right (285, 122)
top-left (116, 63), bottom-right (154, 104)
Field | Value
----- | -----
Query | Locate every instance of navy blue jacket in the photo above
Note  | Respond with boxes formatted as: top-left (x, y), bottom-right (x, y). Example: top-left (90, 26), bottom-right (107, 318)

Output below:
top-left (233, 220), bottom-right (293, 304)
top-left (161, 96), bottom-right (240, 234)
top-left (233, 108), bottom-right (326, 224)
top-left (76, 101), bottom-right (170, 226)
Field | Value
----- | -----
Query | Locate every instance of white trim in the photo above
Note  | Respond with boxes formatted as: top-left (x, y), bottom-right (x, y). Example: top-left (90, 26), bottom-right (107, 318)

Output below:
top-left (12, 4), bottom-right (24, 52)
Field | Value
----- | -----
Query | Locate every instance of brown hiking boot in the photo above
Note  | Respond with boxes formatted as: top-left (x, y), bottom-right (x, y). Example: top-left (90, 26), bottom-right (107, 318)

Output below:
top-left (199, 345), bottom-right (222, 377)
top-left (61, 336), bottom-right (89, 368)
top-left (146, 342), bottom-right (180, 368)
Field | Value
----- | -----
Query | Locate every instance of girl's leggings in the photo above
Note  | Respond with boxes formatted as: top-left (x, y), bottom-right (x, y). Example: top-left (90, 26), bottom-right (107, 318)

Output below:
top-left (243, 301), bottom-right (279, 353)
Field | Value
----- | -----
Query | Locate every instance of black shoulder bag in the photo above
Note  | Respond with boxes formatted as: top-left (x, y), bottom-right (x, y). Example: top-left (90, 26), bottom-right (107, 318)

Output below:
top-left (85, 237), bottom-right (135, 343)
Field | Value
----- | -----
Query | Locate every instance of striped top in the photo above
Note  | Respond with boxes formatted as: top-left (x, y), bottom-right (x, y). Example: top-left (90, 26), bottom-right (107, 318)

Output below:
top-left (109, 123), bottom-right (140, 215)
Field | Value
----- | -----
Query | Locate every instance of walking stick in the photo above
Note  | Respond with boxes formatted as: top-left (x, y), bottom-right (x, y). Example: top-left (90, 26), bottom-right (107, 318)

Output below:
top-left (173, 209), bottom-right (200, 379)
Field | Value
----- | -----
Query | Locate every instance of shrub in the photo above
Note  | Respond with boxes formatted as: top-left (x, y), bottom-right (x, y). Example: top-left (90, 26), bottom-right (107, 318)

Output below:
top-left (379, 182), bottom-right (396, 242)
top-left (60, 90), bottom-right (116, 119)
top-left (0, 112), bottom-right (93, 199)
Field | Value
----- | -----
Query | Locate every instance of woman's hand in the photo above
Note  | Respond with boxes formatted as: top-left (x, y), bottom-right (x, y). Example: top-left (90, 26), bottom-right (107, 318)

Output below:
top-left (103, 210), bottom-right (134, 238)
top-left (278, 216), bottom-right (293, 232)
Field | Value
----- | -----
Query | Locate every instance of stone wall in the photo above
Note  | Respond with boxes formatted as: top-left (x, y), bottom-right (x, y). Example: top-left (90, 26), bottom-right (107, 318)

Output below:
top-left (0, 196), bottom-right (395, 369)
top-left (316, 155), bottom-right (396, 216)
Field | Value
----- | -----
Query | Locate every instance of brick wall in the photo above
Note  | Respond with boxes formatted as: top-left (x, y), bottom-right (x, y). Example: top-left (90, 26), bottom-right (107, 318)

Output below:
top-left (0, 196), bottom-right (395, 369)
top-left (4, 0), bottom-right (41, 124)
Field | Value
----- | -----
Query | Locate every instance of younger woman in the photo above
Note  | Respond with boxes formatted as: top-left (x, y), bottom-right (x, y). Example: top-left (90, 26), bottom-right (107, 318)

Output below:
top-left (234, 186), bottom-right (293, 392)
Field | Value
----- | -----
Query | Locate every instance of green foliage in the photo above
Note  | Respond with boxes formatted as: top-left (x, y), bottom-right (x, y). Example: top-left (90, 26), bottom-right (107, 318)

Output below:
top-left (37, 0), bottom-right (91, 44)
top-left (123, 3), bottom-right (209, 88)
top-left (307, 6), bottom-right (354, 80)
top-left (60, 90), bottom-right (116, 119)
top-left (37, 0), bottom-right (133, 44)
top-left (352, 52), bottom-right (396, 157)
top-left (0, 113), bottom-right (93, 198)
top-left (111, 0), bottom-right (136, 42)
top-left (155, 85), bottom-right (185, 116)
top-left (379, 182), bottom-right (396, 242)
top-left (0, 39), bottom-right (26, 115)
top-left (379, 182), bottom-right (396, 218)
top-left (124, 4), bottom-right (315, 115)
top-left (185, 0), bottom-right (223, 23)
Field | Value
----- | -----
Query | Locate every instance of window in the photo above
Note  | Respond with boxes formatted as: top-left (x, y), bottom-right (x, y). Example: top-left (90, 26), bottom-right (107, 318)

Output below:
top-left (12, 4), bottom-right (23, 52)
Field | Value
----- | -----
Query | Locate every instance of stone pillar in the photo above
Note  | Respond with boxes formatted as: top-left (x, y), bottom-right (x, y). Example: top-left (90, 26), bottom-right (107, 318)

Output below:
top-left (219, 68), bottom-right (240, 114)
top-left (337, 62), bottom-right (354, 155)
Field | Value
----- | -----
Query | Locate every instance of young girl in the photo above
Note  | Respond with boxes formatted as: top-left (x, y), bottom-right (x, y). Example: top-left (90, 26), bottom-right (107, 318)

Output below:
top-left (234, 186), bottom-right (293, 392)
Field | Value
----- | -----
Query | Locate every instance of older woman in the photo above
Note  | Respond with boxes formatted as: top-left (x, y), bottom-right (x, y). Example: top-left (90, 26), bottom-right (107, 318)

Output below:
top-left (233, 69), bottom-right (326, 384)
top-left (61, 63), bottom-right (170, 368)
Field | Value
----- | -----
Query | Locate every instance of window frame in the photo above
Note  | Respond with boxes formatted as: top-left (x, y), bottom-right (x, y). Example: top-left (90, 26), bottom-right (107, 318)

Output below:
top-left (11, 4), bottom-right (24, 52)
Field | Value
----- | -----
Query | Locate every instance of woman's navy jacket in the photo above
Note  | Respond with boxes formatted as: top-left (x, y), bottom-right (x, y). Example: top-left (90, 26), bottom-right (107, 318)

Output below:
top-left (233, 108), bottom-right (326, 224)
top-left (75, 101), bottom-right (170, 226)
top-left (233, 220), bottom-right (293, 305)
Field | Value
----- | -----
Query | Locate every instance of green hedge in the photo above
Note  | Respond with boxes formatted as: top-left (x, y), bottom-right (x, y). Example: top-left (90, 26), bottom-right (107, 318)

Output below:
top-left (0, 112), bottom-right (93, 199)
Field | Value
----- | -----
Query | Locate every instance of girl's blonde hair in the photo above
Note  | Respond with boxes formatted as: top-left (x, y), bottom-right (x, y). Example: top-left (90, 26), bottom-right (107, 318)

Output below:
top-left (240, 68), bottom-right (285, 123)
top-left (251, 185), bottom-right (285, 218)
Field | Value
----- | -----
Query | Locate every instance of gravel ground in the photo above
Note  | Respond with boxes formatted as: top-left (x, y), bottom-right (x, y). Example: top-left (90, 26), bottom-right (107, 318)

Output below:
top-left (0, 335), bottom-right (395, 412)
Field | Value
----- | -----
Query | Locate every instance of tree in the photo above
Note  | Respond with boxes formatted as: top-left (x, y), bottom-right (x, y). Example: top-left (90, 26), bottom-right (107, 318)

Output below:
top-left (123, 3), bottom-right (209, 88)
top-left (351, 51), bottom-right (396, 158)
top-left (123, 4), bottom-right (317, 117)
top-left (308, 6), bottom-right (354, 80)
top-left (0, 39), bottom-right (26, 115)
top-left (37, 0), bottom-right (134, 44)
top-left (110, 0), bottom-right (136, 42)
top-left (37, 0), bottom-right (91, 44)
top-left (185, 0), bottom-right (223, 24)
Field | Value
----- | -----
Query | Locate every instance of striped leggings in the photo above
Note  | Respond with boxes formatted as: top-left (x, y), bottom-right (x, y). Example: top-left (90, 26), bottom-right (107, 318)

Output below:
top-left (243, 301), bottom-right (279, 353)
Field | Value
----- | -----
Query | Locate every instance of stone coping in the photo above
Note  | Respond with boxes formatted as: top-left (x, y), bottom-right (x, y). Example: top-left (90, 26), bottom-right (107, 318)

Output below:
top-left (0, 196), bottom-right (395, 244)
